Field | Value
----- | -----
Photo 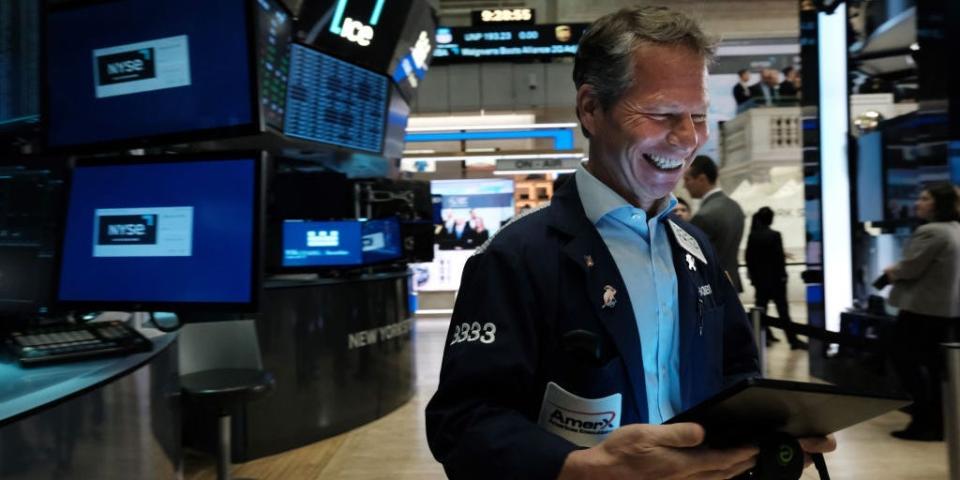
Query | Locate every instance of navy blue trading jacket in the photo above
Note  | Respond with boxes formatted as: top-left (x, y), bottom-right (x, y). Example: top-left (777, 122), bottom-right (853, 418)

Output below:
top-left (425, 179), bottom-right (760, 480)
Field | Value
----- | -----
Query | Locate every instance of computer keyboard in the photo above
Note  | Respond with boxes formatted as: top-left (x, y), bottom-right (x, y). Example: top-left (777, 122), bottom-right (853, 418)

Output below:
top-left (7, 320), bottom-right (152, 366)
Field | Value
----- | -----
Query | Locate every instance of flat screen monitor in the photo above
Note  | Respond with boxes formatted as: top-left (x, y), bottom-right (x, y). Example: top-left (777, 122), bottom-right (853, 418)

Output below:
top-left (56, 153), bottom-right (265, 311)
top-left (856, 131), bottom-right (884, 223)
top-left (431, 178), bottom-right (514, 250)
top-left (280, 217), bottom-right (402, 268)
top-left (283, 43), bottom-right (388, 153)
top-left (45, 0), bottom-right (292, 149)
top-left (0, 158), bottom-right (67, 317)
top-left (880, 112), bottom-right (951, 222)
top-left (0, 0), bottom-right (41, 131)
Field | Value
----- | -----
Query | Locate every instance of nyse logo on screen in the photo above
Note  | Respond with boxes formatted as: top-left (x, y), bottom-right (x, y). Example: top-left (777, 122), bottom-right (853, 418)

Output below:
top-left (96, 49), bottom-right (156, 85)
top-left (98, 215), bottom-right (158, 245)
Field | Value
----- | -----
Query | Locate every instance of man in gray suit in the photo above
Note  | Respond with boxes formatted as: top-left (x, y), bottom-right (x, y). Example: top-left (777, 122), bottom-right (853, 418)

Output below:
top-left (683, 156), bottom-right (745, 293)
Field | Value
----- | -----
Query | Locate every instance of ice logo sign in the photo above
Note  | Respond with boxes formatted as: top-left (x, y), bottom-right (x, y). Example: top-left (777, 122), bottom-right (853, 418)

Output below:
top-left (307, 230), bottom-right (339, 247)
top-left (328, 0), bottom-right (386, 47)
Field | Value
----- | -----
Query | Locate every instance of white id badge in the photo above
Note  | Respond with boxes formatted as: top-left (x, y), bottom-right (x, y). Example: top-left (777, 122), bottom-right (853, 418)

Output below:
top-left (537, 381), bottom-right (621, 447)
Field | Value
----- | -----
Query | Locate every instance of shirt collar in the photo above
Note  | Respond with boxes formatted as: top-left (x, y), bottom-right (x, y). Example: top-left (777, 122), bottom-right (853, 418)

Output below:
top-left (703, 186), bottom-right (723, 201)
top-left (575, 165), bottom-right (677, 225)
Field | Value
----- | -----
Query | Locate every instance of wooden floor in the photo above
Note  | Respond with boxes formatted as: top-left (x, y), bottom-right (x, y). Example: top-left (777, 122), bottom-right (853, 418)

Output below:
top-left (185, 318), bottom-right (950, 480)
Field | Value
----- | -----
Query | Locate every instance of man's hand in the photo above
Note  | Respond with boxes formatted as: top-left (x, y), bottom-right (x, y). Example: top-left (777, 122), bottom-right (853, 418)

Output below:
top-left (557, 423), bottom-right (758, 480)
top-left (799, 435), bottom-right (837, 468)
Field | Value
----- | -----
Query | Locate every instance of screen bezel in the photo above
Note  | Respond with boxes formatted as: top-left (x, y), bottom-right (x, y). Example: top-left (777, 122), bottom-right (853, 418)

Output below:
top-left (283, 41), bottom-right (390, 155)
top-left (41, 0), bottom-right (272, 152)
top-left (53, 151), bottom-right (268, 313)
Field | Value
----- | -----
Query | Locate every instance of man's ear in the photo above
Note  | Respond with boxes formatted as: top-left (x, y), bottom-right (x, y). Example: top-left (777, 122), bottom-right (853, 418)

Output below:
top-left (576, 84), bottom-right (601, 138)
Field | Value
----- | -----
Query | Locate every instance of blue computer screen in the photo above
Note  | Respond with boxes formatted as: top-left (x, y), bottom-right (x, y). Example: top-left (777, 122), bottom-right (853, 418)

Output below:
top-left (46, 0), bottom-right (254, 147)
top-left (282, 220), bottom-right (363, 267)
top-left (58, 159), bottom-right (257, 305)
top-left (362, 218), bottom-right (403, 263)
top-left (283, 43), bottom-right (387, 153)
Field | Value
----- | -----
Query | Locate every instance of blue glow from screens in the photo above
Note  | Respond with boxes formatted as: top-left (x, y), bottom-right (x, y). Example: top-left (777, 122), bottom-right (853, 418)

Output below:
top-left (282, 218), bottom-right (403, 267)
top-left (856, 131), bottom-right (884, 222)
top-left (950, 141), bottom-right (960, 184)
top-left (283, 44), bottom-right (387, 153)
top-left (405, 129), bottom-right (575, 150)
top-left (58, 159), bottom-right (257, 305)
top-left (46, 0), bottom-right (253, 147)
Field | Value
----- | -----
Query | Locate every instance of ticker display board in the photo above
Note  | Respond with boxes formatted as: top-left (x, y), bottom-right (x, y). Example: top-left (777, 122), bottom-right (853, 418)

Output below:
top-left (283, 43), bottom-right (387, 153)
top-left (432, 23), bottom-right (588, 64)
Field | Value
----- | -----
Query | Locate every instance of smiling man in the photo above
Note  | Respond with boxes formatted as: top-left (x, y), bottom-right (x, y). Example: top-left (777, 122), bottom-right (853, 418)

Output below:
top-left (425, 6), bottom-right (834, 479)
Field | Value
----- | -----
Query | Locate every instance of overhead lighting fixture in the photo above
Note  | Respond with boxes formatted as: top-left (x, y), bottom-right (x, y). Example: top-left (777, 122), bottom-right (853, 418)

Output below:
top-left (402, 152), bottom-right (584, 162)
top-left (405, 122), bottom-right (578, 132)
top-left (401, 149), bottom-right (436, 154)
top-left (909, 42), bottom-right (920, 51)
top-left (493, 169), bottom-right (577, 175)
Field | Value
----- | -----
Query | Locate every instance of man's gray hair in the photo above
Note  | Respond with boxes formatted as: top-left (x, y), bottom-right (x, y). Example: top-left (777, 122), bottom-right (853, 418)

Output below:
top-left (573, 6), bottom-right (717, 137)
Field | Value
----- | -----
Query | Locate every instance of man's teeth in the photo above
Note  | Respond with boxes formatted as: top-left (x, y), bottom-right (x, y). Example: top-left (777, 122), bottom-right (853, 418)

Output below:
top-left (644, 154), bottom-right (684, 170)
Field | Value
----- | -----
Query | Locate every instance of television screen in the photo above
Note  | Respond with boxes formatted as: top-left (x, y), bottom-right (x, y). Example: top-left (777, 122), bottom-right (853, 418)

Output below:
top-left (280, 217), bottom-right (403, 268)
top-left (283, 43), bottom-right (388, 153)
top-left (362, 217), bottom-right (403, 263)
top-left (57, 155), bottom-right (264, 310)
top-left (0, 0), bottom-right (40, 131)
top-left (0, 159), bottom-right (67, 316)
top-left (282, 219), bottom-right (363, 267)
top-left (431, 178), bottom-right (514, 250)
top-left (46, 0), bottom-right (256, 148)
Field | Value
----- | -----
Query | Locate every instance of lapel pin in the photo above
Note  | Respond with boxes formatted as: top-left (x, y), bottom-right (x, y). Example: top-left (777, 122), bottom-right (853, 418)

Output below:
top-left (602, 285), bottom-right (617, 309)
top-left (686, 253), bottom-right (697, 271)
top-left (584, 255), bottom-right (594, 268)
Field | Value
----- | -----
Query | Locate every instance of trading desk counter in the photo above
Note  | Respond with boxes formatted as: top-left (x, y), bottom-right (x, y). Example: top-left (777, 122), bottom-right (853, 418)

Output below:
top-left (0, 331), bottom-right (179, 478)
top-left (184, 271), bottom-right (416, 461)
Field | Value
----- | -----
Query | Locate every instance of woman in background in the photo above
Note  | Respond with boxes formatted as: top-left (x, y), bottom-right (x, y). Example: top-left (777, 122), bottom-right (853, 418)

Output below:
top-left (885, 183), bottom-right (960, 441)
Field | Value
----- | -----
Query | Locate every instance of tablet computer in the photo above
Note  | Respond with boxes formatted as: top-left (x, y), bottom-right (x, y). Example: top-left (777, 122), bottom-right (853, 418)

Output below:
top-left (666, 377), bottom-right (910, 446)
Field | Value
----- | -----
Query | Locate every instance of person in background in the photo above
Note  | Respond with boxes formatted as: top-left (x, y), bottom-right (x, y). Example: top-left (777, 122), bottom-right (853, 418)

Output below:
top-left (684, 155), bottom-right (746, 293)
top-left (779, 66), bottom-right (799, 97)
top-left (749, 68), bottom-right (781, 106)
top-left (463, 216), bottom-right (490, 248)
top-left (732, 68), bottom-right (753, 105)
top-left (745, 207), bottom-right (808, 350)
top-left (884, 183), bottom-right (960, 441)
top-left (674, 196), bottom-right (692, 221)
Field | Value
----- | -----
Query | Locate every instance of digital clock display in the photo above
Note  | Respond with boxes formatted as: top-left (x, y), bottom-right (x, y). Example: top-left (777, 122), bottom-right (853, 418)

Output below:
top-left (474, 8), bottom-right (534, 24)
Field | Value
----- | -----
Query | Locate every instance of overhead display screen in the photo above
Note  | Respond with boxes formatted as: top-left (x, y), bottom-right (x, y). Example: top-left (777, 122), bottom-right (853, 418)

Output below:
top-left (432, 23), bottom-right (588, 64)
top-left (283, 43), bottom-right (387, 153)
top-left (45, 0), bottom-right (254, 148)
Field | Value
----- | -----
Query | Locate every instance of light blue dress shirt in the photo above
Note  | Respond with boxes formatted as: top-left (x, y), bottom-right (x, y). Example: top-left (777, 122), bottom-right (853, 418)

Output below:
top-left (575, 166), bottom-right (681, 424)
